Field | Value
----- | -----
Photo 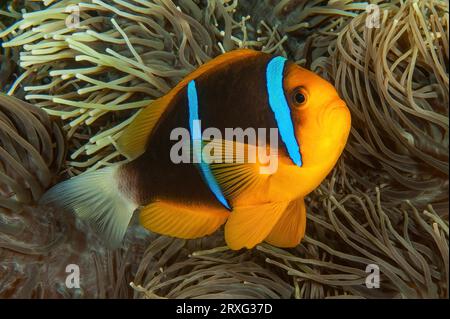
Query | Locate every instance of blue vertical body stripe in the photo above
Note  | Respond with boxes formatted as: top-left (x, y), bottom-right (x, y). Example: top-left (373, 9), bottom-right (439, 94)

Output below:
top-left (266, 56), bottom-right (303, 167)
top-left (187, 80), bottom-right (231, 210)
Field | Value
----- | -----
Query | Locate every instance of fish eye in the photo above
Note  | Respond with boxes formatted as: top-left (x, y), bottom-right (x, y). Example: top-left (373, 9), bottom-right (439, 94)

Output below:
top-left (291, 87), bottom-right (307, 107)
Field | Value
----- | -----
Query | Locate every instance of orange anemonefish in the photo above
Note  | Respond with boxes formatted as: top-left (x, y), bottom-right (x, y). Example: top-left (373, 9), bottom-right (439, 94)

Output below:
top-left (41, 49), bottom-right (351, 250)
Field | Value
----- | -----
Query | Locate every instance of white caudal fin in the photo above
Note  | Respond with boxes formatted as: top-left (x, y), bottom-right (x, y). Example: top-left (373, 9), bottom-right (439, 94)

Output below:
top-left (40, 166), bottom-right (137, 248)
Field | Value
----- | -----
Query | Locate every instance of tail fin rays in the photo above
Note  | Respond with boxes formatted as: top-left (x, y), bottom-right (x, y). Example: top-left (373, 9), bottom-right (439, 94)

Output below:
top-left (40, 166), bottom-right (137, 248)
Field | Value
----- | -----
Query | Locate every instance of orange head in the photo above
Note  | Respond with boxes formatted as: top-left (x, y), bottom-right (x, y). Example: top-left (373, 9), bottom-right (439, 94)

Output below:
top-left (282, 62), bottom-right (351, 169)
top-left (263, 61), bottom-right (352, 200)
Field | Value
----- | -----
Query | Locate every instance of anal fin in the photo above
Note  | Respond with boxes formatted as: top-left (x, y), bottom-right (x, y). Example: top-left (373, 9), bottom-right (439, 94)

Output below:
top-left (139, 201), bottom-right (229, 239)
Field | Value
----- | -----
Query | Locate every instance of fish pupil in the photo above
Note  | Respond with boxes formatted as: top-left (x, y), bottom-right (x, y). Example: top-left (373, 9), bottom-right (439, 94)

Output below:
top-left (294, 92), bottom-right (306, 105)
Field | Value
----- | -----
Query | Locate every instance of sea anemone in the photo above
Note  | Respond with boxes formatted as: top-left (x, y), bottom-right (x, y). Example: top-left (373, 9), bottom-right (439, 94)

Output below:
top-left (0, 94), bottom-right (65, 208)
top-left (0, 0), bottom-right (448, 299)
top-left (327, 0), bottom-right (449, 210)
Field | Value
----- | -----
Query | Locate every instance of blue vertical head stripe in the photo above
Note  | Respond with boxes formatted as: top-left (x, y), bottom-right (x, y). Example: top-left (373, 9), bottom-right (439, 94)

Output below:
top-left (187, 80), bottom-right (231, 210)
top-left (266, 56), bottom-right (303, 167)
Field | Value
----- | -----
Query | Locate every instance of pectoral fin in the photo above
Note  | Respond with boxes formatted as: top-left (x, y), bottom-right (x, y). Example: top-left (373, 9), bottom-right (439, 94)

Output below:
top-left (224, 201), bottom-right (289, 250)
top-left (265, 197), bottom-right (306, 247)
top-left (139, 201), bottom-right (229, 239)
top-left (202, 139), bottom-right (272, 200)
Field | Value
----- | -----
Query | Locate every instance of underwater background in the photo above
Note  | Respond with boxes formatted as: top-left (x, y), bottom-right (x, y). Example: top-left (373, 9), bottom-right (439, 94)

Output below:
top-left (0, 0), bottom-right (448, 298)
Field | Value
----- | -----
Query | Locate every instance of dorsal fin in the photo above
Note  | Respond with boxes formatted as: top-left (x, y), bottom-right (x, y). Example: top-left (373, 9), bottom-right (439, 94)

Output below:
top-left (116, 49), bottom-right (262, 160)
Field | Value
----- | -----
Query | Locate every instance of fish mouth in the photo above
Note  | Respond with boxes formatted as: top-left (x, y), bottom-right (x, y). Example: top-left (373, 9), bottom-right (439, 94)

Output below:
top-left (321, 99), bottom-right (351, 130)
top-left (327, 98), bottom-right (347, 113)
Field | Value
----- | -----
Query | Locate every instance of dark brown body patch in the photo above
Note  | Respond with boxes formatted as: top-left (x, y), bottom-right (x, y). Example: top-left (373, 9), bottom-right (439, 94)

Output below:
top-left (120, 53), bottom-right (287, 208)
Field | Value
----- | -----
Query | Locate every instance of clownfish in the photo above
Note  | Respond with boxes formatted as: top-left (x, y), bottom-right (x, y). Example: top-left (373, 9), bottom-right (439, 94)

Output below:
top-left (41, 49), bottom-right (351, 250)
